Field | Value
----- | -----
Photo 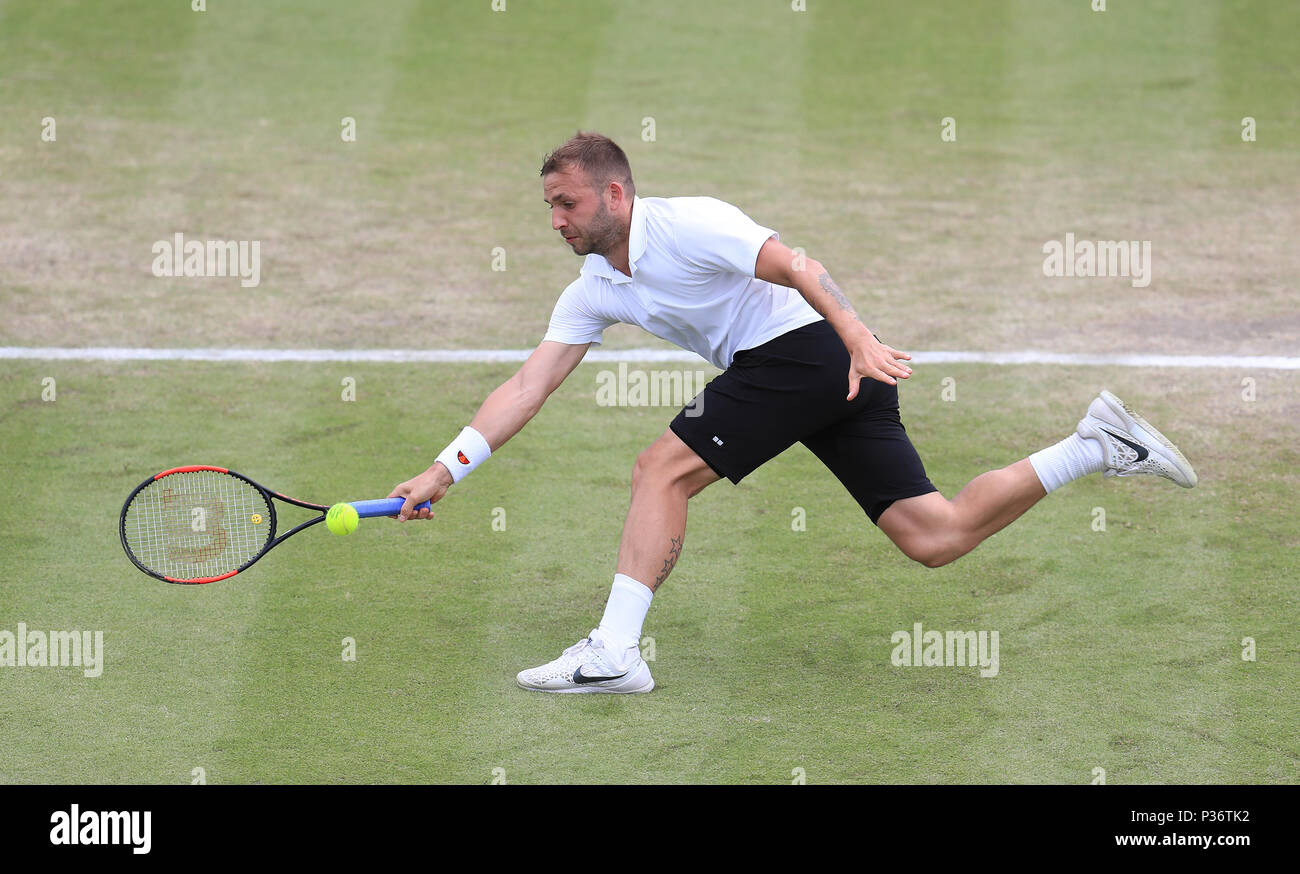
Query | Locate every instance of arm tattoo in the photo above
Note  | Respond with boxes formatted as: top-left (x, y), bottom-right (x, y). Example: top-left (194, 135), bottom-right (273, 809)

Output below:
top-left (655, 534), bottom-right (684, 587)
top-left (817, 272), bottom-right (861, 321)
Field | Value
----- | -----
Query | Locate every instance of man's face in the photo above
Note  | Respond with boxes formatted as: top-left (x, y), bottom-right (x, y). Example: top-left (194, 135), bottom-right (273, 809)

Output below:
top-left (543, 166), bottom-right (622, 257)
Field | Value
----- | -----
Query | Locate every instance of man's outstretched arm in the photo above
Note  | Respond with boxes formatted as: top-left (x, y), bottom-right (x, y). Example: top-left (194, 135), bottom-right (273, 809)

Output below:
top-left (389, 340), bottom-right (590, 519)
top-left (753, 237), bottom-right (912, 399)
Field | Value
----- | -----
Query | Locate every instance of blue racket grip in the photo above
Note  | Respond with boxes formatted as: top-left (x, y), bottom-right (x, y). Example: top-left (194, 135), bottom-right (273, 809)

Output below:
top-left (349, 498), bottom-right (432, 518)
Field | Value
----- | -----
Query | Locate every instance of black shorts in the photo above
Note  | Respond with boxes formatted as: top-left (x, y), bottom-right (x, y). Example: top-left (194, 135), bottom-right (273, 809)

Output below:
top-left (670, 319), bottom-right (937, 525)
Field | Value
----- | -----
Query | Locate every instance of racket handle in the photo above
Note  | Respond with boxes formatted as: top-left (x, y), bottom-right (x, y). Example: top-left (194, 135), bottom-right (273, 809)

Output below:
top-left (349, 498), bottom-right (432, 518)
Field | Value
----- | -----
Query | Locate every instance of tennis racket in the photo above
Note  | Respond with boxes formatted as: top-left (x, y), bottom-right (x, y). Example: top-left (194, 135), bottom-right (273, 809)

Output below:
top-left (119, 465), bottom-right (430, 584)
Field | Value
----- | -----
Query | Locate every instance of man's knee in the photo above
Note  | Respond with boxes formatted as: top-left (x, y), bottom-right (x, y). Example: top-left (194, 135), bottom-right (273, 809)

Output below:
top-left (631, 445), bottom-right (656, 491)
top-left (879, 495), bottom-right (964, 568)
top-left (632, 433), bottom-right (713, 496)
top-left (633, 438), bottom-right (679, 489)
top-left (894, 532), bottom-right (966, 568)
top-left (908, 542), bottom-right (955, 569)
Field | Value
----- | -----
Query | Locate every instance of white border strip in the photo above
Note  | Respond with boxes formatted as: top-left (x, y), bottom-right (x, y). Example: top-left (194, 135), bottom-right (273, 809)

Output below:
top-left (1, 347), bottom-right (1297, 369)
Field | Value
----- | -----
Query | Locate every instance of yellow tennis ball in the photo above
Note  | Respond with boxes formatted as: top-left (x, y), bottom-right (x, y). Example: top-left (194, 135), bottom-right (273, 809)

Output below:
top-left (325, 502), bottom-right (359, 536)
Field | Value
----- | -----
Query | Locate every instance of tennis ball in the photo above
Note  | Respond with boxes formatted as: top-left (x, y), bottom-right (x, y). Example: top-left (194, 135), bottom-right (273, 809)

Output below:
top-left (325, 502), bottom-right (359, 536)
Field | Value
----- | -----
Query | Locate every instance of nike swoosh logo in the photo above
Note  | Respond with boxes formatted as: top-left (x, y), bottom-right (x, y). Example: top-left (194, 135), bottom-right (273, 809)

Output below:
top-left (1102, 428), bottom-right (1149, 462)
top-left (572, 666), bottom-right (628, 684)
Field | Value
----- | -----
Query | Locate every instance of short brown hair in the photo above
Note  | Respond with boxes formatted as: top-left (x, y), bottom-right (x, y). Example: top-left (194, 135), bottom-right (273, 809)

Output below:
top-left (540, 132), bottom-right (635, 197)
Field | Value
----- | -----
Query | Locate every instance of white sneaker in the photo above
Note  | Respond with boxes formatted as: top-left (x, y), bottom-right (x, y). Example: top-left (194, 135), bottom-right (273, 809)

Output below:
top-left (1077, 390), bottom-right (1197, 488)
top-left (516, 629), bottom-right (654, 694)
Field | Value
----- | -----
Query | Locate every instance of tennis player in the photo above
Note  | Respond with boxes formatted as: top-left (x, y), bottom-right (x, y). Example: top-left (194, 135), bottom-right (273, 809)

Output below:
top-left (390, 132), bottom-right (1196, 694)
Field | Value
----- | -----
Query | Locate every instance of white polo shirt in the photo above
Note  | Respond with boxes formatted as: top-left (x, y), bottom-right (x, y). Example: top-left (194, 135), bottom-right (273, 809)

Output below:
top-left (542, 195), bottom-right (823, 369)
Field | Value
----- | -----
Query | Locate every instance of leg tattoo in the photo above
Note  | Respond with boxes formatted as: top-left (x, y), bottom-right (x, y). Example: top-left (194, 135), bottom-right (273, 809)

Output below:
top-left (655, 534), bottom-right (684, 587)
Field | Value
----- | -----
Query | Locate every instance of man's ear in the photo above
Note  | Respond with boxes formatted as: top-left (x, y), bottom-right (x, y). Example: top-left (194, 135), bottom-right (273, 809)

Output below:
top-left (606, 180), bottom-right (627, 210)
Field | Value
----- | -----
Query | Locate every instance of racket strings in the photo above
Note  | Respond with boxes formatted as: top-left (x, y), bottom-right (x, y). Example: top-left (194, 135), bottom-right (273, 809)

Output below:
top-left (124, 470), bottom-right (271, 580)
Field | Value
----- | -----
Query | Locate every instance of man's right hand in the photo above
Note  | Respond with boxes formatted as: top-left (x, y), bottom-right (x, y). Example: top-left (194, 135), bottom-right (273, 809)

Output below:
top-left (388, 463), bottom-right (454, 521)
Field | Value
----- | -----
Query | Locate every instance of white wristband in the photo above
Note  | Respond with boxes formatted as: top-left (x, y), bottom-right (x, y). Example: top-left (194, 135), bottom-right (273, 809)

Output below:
top-left (435, 426), bottom-right (492, 483)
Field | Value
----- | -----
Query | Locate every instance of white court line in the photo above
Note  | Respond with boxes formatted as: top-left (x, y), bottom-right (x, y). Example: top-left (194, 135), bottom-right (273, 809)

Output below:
top-left (1, 347), bottom-right (1298, 369)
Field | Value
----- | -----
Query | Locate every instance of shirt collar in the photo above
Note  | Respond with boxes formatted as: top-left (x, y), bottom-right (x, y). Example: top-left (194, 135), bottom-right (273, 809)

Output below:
top-left (580, 195), bottom-right (644, 285)
top-left (627, 194), bottom-right (647, 266)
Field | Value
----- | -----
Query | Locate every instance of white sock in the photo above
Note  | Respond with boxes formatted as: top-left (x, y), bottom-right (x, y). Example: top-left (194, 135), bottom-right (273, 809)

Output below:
top-left (1029, 433), bottom-right (1105, 493)
top-left (597, 573), bottom-right (653, 653)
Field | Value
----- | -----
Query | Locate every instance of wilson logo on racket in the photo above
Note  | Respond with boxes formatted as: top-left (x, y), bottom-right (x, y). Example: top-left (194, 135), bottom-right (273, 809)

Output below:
top-left (457, 451), bottom-right (470, 465)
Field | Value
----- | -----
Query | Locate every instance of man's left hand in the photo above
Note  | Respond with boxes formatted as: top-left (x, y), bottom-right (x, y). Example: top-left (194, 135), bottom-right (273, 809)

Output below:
top-left (847, 331), bottom-right (912, 400)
